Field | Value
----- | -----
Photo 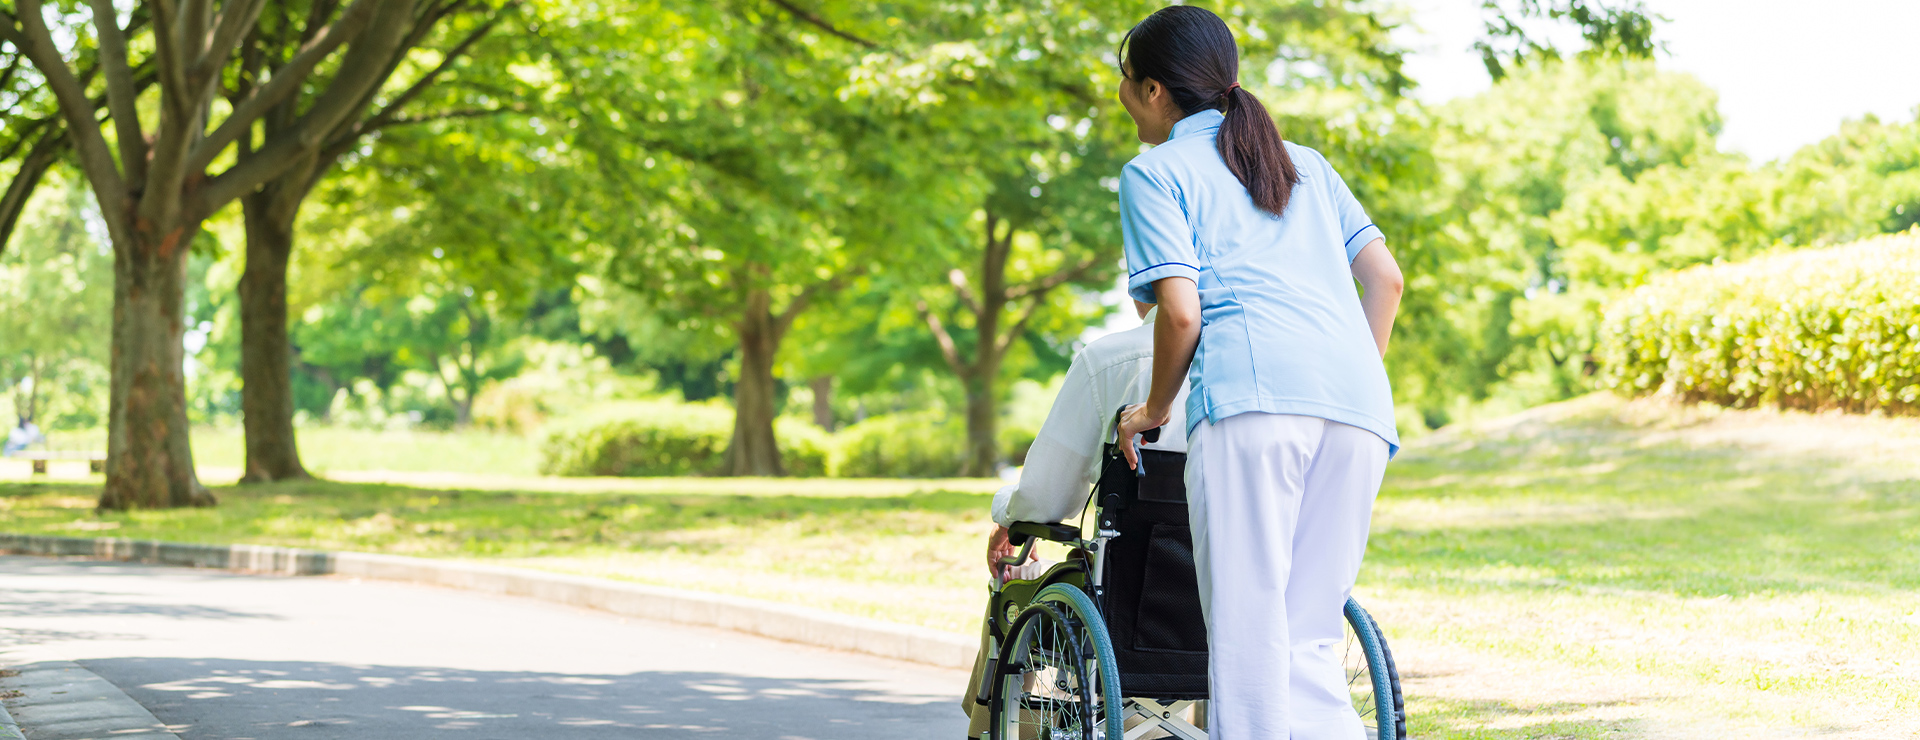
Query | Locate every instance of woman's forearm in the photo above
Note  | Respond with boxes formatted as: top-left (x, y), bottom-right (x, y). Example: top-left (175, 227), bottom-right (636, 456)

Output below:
top-left (1350, 239), bottom-right (1402, 358)
top-left (1147, 277), bottom-right (1202, 418)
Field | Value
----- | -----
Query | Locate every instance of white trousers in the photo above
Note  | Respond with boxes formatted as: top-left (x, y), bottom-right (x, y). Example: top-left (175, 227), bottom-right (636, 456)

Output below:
top-left (1186, 413), bottom-right (1389, 739)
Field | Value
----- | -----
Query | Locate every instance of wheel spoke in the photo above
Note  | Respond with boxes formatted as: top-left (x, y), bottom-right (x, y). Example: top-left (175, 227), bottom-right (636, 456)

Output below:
top-left (996, 601), bottom-right (1097, 740)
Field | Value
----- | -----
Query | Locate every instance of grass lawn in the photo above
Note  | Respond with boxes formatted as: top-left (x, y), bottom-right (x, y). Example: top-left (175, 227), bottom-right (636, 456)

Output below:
top-left (4, 394), bottom-right (1917, 738)
top-left (190, 425), bottom-right (546, 478)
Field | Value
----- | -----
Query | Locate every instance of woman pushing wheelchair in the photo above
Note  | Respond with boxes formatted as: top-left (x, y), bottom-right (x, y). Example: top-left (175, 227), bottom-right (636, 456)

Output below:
top-left (975, 6), bottom-right (1405, 739)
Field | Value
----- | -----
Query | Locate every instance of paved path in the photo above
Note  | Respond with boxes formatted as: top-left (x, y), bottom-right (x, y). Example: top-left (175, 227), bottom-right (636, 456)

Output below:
top-left (0, 555), bottom-right (970, 739)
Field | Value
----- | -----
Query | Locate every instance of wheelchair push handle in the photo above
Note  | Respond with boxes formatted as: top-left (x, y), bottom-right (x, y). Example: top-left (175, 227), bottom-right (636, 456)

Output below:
top-left (998, 522), bottom-right (1080, 566)
top-left (1111, 406), bottom-right (1162, 478)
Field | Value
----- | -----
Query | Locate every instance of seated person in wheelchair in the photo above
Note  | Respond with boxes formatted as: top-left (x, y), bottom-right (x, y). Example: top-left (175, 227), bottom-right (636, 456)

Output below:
top-left (962, 298), bottom-right (1189, 736)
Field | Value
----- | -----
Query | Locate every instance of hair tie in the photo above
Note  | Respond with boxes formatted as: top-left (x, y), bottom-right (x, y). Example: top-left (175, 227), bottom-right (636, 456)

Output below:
top-left (1223, 81), bottom-right (1240, 98)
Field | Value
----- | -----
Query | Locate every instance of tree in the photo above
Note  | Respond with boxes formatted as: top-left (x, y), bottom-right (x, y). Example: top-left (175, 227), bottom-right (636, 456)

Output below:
top-left (230, 0), bottom-right (516, 483)
top-left (556, 0), bottom-right (942, 476)
top-left (1474, 0), bottom-right (1661, 80)
top-left (848, 0), bottom-right (1414, 474)
top-left (0, 0), bottom-right (504, 507)
top-left (1398, 59), bottom-right (1759, 410)
top-left (282, 83), bottom-right (581, 426)
top-left (1769, 112), bottom-right (1920, 247)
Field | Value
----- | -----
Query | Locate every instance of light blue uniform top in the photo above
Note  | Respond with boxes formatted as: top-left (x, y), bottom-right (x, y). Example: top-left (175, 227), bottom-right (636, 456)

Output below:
top-left (1120, 109), bottom-right (1399, 456)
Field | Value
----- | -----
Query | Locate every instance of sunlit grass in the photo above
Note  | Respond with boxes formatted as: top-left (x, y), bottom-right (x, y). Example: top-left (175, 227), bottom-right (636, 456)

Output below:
top-left (4, 393), bottom-right (1917, 737)
top-left (189, 425), bottom-right (544, 477)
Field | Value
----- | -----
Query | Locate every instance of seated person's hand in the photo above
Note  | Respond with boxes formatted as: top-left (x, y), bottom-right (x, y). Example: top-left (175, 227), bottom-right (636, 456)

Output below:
top-left (987, 525), bottom-right (1036, 581)
top-left (1116, 402), bottom-right (1172, 471)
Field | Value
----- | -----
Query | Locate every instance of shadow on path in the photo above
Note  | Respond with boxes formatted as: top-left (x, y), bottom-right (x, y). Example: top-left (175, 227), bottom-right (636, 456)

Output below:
top-left (85, 657), bottom-right (964, 740)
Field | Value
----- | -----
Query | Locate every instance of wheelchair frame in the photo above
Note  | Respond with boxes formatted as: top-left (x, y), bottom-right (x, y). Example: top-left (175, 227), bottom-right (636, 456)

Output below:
top-left (981, 430), bottom-right (1405, 740)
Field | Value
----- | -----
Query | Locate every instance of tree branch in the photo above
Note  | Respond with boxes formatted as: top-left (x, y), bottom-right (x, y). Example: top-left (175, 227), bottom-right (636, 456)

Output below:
top-left (0, 52), bottom-right (23, 94)
top-left (946, 268), bottom-right (982, 317)
top-left (198, 0), bottom-right (269, 83)
top-left (177, 0), bottom-right (216, 74)
top-left (186, 0), bottom-right (383, 174)
top-left (996, 297), bottom-right (1048, 357)
top-left (323, 5), bottom-right (508, 158)
top-left (1005, 255), bottom-right (1103, 301)
top-left (6, 0), bottom-right (129, 245)
top-left (0, 126), bottom-right (66, 260)
top-left (380, 105), bottom-right (521, 126)
top-left (0, 114), bottom-right (55, 164)
top-left (766, 0), bottom-right (877, 49)
top-left (773, 265), bottom-right (864, 340)
top-left (915, 299), bottom-right (968, 377)
top-left (86, 0), bottom-right (148, 185)
top-left (147, 0), bottom-right (196, 121)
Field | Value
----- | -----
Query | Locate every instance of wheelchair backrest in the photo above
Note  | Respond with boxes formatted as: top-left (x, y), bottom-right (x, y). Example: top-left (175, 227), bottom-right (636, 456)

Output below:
top-left (1095, 444), bottom-right (1210, 699)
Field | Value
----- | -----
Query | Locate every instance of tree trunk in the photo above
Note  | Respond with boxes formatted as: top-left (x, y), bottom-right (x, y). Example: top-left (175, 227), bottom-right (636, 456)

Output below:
top-left (237, 185), bottom-right (311, 483)
top-left (809, 376), bottom-right (834, 431)
top-left (961, 358), bottom-right (1001, 477)
top-left (98, 227), bottom-right (215, 510)
top-left (18, 354), bottom-right (41, 425)
top-left (453, 379), bottom-right (475, 428)
top-left (726, 288), bottom-right (785, 476)
top-left (960, 215), bottom-right (1011, 478)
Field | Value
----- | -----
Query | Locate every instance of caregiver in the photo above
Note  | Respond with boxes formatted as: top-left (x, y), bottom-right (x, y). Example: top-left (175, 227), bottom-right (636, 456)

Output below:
top-left (1111, 6), bottom-right (1405, 739)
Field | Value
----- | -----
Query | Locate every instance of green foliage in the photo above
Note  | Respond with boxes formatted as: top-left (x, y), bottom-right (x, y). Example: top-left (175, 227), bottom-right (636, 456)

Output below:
top-left (1597, 229), bottom-right (1920, 413)
top-left (834, 412), bottom-right (969, 479)
top-left (1768, 114), bottom-right (1920, 247)
top-left (540, 400), bottom-right (829, 477)
top-left (1474, 0), bottom-right (1662, 80)
top-left (0, 171), bottom-right (111, 429)
top-left (541, 401), bottom-right (731, 477)
top-left (1394, 59), bottom-right (1777, 416)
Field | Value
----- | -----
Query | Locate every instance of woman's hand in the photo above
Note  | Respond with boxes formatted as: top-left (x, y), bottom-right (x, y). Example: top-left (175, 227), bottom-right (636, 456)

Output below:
top-left (987, 525), bottom-right (1035, 580)
top-left (1116, 402), bottom-right (1172, 471)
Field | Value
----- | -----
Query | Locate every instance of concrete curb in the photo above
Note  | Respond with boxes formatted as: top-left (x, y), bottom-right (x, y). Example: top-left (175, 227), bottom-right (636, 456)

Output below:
top-left (0, 533), bottom-right (975, 672)
top-left (0, 648), bottom-right (178, 740)
top-left (0, 693), bottom-right (22, 740)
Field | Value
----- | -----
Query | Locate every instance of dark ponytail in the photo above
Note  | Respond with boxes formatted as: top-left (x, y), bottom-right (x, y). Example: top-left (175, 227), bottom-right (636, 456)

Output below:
top-left (1121, 6), bottom-right (1300, 217)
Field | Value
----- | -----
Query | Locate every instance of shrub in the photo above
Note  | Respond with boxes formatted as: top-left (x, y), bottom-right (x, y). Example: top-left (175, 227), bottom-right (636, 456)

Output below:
top-left (540, 399), bottom-right (829, 477)
top-left (835, 412), bottom-right (967, 478)
top-left (1596, 228), bottom-right (1920, 414)
top-left (775, 418), bottom-right (833, 477)
top-left (540, 400), bottom-right (731, 476)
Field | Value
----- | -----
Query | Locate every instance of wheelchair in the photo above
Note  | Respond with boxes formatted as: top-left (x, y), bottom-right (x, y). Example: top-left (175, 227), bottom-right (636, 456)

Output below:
top-left (979, 427), bottom-right (1406, 740)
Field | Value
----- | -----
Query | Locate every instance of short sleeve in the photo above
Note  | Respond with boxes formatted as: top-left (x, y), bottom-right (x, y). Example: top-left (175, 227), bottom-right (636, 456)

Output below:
top-left (1120, 161), bottom-right (1200, 303)
top-left (1327, 161), bottom-right (1384, 263)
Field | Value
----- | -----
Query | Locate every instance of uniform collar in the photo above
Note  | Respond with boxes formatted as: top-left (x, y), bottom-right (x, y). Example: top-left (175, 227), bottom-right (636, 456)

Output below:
top-left (1169, 109), bottom-right (1224, 141)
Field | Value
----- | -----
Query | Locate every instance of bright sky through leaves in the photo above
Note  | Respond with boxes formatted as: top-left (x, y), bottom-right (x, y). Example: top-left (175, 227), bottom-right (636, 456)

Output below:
top-left (1398, 0), bottom-right (1920, 163)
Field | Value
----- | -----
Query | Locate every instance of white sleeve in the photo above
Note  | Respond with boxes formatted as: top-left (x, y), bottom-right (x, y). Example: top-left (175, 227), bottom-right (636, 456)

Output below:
top-left (991, 484), bottom-right (1017, 527)
top-left (997, 355), bottom-right (1102, 526)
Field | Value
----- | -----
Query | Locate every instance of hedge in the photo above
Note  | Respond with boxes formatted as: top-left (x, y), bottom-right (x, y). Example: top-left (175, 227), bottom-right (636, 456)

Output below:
top-left (1596, 228), bottom-right (1920, 414)
top-left (540, 399), bottom-right (1045, 478)
top-left (540, 400), bottom-right (829, 477)
top-left (833, 412), bottom-right (968, 478)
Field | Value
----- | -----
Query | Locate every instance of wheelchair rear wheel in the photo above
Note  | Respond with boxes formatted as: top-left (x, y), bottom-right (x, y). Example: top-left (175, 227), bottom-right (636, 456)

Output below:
top-left (989, 584), bottom-right (1123, 740)
top-left (1343, 598), bottom-right (1408, 740)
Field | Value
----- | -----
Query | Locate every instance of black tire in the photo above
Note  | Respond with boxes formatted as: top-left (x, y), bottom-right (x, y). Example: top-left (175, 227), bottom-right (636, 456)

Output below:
top-left (1344, 597), bottom-right (1408, 740)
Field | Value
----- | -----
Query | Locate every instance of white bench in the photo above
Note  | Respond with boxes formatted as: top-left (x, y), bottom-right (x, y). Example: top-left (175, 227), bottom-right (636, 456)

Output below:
top-left (10, 450), bottom-right (107, 474)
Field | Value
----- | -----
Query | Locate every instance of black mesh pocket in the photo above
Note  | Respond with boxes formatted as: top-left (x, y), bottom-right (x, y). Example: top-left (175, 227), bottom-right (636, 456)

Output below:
top-left (1130, 523), bottom-right (1208, 654)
